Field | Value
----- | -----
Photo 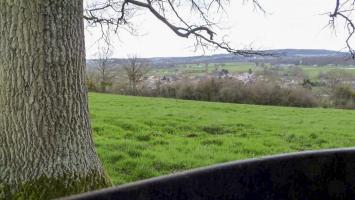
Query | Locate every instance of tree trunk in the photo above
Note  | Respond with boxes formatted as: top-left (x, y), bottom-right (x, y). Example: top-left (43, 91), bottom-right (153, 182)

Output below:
top-left (0, 1), bottom-right (110, 199)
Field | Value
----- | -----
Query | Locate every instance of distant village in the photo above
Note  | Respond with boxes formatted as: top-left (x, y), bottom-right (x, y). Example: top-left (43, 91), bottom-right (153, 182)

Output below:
top-left (144, 70), bottom-right (260, 90)
top-left (140, 62), bottom-right (355, 91)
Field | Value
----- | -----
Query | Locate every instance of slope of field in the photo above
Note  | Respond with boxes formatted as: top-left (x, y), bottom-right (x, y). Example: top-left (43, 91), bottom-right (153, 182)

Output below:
top-left (89, 93), bottom-right (355, 185)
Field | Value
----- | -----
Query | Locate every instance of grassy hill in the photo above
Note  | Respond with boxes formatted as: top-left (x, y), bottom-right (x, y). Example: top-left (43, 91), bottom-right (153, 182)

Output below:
top-left (89, 93), bottom-right (355, 185)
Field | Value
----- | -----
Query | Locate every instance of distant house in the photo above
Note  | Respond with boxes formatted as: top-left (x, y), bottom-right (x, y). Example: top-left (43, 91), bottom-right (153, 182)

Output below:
top-left (232, 73), bottom-right (256, 84)
top-left (212, 69), bottom-right (229, 79)
top-left (274, 64), bottom-right (296, 68)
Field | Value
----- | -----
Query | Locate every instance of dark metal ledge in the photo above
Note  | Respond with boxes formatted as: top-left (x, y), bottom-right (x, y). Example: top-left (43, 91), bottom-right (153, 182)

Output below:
top-left (63, 148), bottom-right (355, 200)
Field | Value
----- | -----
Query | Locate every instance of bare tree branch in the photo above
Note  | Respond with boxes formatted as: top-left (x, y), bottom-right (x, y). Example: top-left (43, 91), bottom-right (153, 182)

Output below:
top-left (329, 0), bottom-right (355, 58)
top-left (84, 0), bottom-right (269, 56)
top-left (84, 0), bottom-right (355, 58)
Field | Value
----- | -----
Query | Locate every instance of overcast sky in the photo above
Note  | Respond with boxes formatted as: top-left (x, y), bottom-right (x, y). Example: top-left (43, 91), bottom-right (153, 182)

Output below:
top-left (85, 0), bottom-right (352, 58)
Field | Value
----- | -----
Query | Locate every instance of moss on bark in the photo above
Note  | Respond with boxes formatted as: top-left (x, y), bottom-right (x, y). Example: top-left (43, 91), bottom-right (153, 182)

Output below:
top-left (0, 172), bottom-right (112, 200)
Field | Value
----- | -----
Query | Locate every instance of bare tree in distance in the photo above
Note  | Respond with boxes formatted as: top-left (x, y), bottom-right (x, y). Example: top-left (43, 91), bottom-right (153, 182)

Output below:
top-left (96, 45), bottom-right (117, 92)
top-left (320, 69), bottom-right (355, 107)
top-left (123, 55), bottom-right (150, 95)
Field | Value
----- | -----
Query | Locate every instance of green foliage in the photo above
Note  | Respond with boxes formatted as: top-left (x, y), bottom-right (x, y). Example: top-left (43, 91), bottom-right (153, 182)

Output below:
top-left (89, 93), bottom-right (355, 186)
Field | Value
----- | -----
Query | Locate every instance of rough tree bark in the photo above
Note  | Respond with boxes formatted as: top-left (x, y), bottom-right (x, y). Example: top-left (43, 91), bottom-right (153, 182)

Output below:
top-left (0, 1), bottom-right (110, 199)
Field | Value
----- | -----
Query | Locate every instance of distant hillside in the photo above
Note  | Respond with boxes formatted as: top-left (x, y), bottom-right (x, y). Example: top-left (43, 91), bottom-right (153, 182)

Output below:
top-left (87, 49), bottom-right (352, 70)
top-left (268, 49), bottom-right (347, 57)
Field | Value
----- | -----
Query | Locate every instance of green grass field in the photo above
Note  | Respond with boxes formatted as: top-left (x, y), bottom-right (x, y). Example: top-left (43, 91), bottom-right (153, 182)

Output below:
top-left (90, 93), bottom-right (355, 185)
top-left (302, 66), bottom-right (355, 80)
